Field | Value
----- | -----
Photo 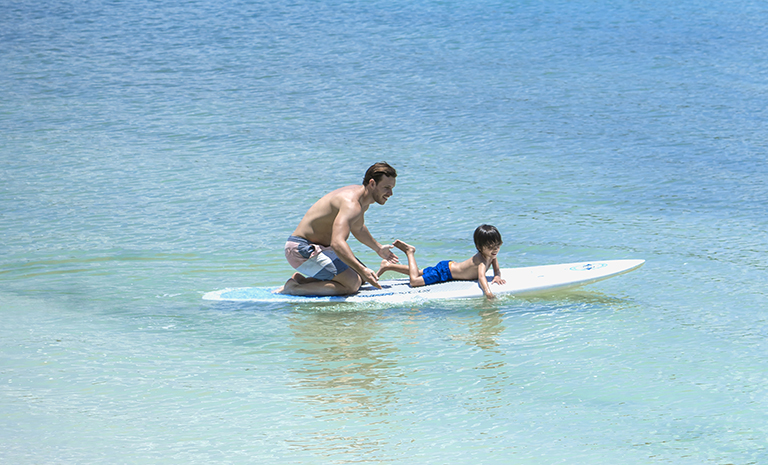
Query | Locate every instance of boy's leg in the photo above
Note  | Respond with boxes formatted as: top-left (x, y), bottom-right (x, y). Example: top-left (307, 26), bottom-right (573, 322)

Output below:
top-left (392, 240), bottom-right (426, 287)
top-left (377, 262), bottom-right (412, 277)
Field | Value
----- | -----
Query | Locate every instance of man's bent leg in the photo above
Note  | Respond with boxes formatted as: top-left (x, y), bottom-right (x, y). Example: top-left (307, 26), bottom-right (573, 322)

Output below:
top-left (291, 273), bottom-right (320, 285)
top-left (282, 268), bottom-right (362, 296)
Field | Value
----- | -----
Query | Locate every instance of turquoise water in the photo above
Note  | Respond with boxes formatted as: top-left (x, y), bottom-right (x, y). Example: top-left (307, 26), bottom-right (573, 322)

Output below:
top-left (2, 0), bottom-right (767, 463)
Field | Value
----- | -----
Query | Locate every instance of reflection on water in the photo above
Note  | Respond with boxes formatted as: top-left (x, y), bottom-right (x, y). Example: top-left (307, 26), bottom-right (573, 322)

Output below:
top-left (287, 310), bottom-right (400, 408)
top-left (284, 309), bottom-right (401, 456)
top-left (281, 304), bottom-right (522, 457)
top-left (468, 308), bottom-right (506, 351)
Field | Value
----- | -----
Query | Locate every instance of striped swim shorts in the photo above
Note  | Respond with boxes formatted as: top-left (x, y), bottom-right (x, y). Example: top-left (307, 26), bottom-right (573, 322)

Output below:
top-left (284, 236), bottom-right (350, 281)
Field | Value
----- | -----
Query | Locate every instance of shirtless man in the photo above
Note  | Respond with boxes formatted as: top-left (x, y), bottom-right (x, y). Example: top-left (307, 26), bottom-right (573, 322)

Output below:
top-left (278, 162), bottom-right (399, 296)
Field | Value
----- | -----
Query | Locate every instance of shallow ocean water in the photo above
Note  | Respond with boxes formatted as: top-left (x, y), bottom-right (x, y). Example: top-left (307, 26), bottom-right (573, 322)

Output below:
top-left (2, 0), bottom-right (767, 463)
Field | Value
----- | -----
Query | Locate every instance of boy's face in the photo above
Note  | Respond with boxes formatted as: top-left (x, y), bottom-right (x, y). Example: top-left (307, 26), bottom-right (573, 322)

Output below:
top-left (481, 244), bottom-right (501, 260)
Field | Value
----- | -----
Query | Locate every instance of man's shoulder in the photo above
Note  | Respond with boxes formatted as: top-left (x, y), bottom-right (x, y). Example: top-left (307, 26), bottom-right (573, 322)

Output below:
top-left (334, 184), bottom-right (363, 195)
top-left (328, 185), bottom-right (364, 204)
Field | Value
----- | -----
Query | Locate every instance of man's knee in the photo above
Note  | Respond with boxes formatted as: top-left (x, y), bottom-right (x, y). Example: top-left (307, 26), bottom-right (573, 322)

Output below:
top-left (335, 269), bottom-right (362, 293)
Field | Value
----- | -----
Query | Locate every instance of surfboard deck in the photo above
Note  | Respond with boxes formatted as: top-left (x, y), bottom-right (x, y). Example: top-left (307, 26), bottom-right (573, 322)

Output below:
top-left (203, 259), bottom-right (644, 304)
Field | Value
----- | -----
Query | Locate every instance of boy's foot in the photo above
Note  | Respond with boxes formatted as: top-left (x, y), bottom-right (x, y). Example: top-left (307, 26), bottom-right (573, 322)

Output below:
top-left (392, 240), bottom-right (415, 254)
top-left (377, 259), bottom-right (395, 277)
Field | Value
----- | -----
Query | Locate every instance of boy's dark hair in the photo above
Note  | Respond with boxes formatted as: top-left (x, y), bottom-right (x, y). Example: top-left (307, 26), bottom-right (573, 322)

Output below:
top-left (474, 224), bottom-right (503, 251)
top-left (363, 162), bottom-right (397, 185)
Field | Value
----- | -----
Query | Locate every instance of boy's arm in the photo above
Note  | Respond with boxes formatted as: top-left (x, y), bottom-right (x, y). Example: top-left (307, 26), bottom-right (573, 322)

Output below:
top-left (477, 262), bottom-right (495, 299)
top-left (491, 258), bottom-right (505, 285)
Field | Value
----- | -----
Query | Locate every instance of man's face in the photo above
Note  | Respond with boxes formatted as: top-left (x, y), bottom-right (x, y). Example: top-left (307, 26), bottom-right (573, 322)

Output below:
top-left (372, 176), bottom-right (396, 205)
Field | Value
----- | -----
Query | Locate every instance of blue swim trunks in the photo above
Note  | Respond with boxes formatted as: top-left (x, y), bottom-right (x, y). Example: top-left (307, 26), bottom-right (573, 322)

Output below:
top-left (422, 260), bottom-right (453, 285)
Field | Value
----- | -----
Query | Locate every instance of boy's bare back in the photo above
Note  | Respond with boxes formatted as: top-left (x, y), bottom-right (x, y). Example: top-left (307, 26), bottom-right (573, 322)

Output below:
top-left (448, 253), bottom-right (492, 280)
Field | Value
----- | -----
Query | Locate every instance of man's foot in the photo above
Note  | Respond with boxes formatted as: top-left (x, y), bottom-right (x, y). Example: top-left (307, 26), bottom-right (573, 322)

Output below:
top-left (273, 274), bottom-right (305, 293)
top-left (278, 268), bottom-right (362, 296)
top-left (288, 272), bottom-right (322, 285)
top-left (274, 278), bottom-right (298, 294)
top-left (274, 273), bottom-right (322, 294)
top-left (392, 239), bottom-right (415, 254)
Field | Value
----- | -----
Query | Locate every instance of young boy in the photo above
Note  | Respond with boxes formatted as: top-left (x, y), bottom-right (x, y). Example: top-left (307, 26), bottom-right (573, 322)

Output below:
top-left (377, 224), bottom-right (506, 299)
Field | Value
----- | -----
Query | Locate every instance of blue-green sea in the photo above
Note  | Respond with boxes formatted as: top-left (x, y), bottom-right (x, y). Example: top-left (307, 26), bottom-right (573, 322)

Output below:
top-left (2, 0), bottom-right (767, 463)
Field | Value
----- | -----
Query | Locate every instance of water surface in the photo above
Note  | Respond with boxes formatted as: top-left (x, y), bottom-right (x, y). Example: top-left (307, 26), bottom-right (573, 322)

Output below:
top-left (2, 0), bottom-right (767, 463)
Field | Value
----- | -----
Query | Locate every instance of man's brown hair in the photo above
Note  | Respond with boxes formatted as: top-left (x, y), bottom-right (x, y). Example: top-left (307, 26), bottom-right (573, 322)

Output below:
top-left (363, 162), bottom-right (397, 185)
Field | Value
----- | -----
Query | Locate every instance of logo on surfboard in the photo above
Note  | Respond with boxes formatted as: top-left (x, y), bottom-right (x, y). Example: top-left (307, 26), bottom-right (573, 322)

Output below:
top-left (570, 263), bottom-right (608, 271)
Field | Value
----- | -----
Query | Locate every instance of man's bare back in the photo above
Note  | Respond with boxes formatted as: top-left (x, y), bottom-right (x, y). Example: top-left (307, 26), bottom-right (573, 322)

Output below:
top-left (292, 185), bottom-right (368, 247)
top-left (444, 252), bottom-right (493, 281)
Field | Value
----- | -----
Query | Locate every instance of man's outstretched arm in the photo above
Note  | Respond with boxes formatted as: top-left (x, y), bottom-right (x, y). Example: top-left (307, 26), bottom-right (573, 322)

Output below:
top-left (330, 202), bottom-right (383, 288)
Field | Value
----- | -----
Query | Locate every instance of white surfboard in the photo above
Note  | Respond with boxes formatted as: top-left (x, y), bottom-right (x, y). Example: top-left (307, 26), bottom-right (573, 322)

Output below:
top-left (203, 259), bottom-right (644, 304)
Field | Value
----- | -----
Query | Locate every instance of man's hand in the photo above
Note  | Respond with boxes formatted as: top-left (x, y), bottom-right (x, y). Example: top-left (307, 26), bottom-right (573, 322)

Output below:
top-left (491, 276), bottom-right (506, 285)
top-left (360, 267), bottom-right (382, 289)
top-left (377, 244), bottom-right (399, 264)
